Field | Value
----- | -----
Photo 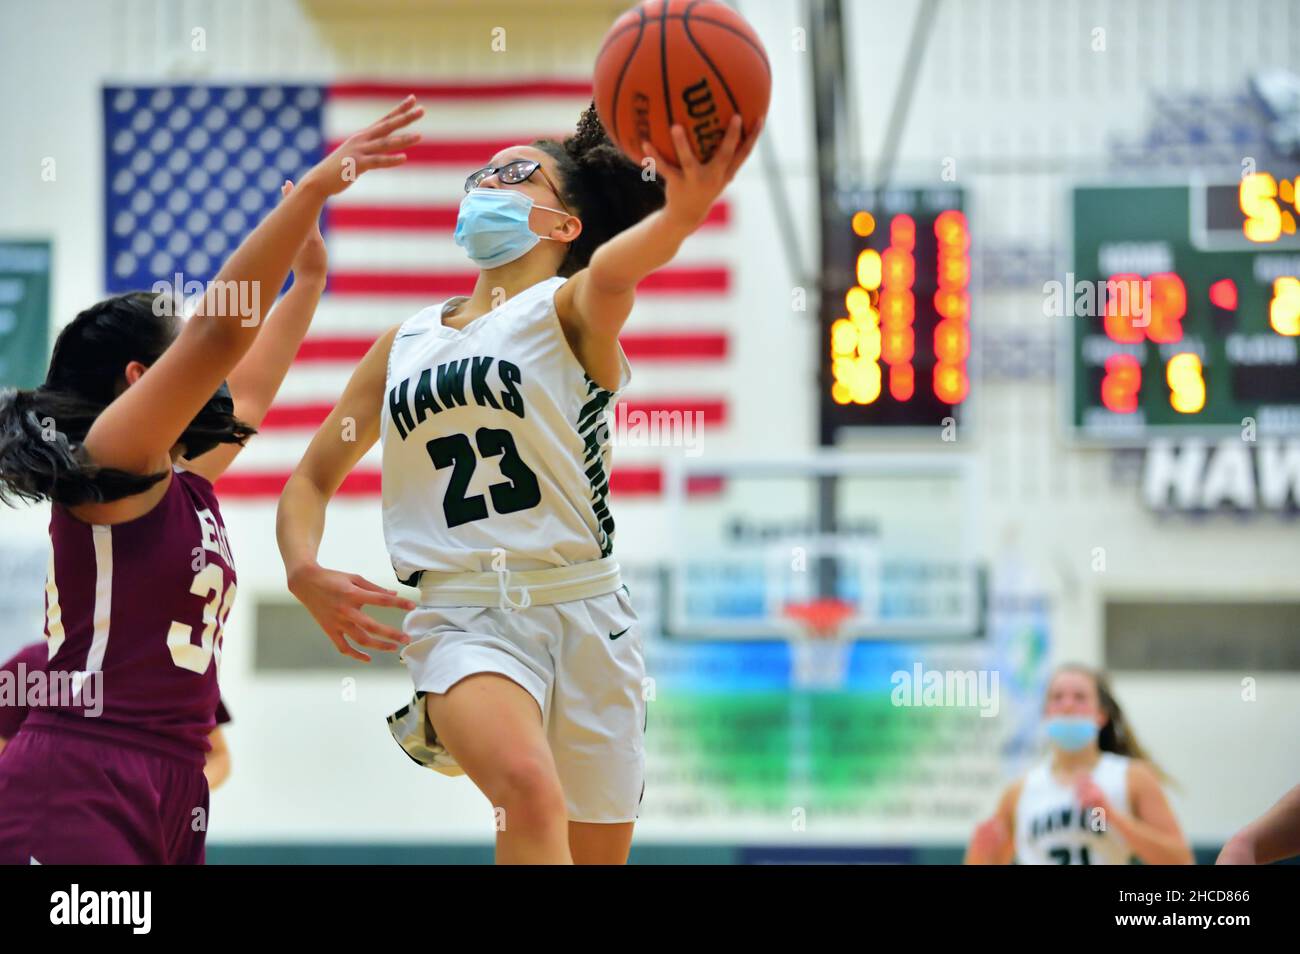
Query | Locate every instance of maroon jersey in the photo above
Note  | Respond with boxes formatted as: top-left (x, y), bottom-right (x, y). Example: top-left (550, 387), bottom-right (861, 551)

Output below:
top-left (40, 466), bottom-right (236, 753)
top-left (0, 641), bottom-right (231, 743)
top-left (0, 642), bottom-right (47, 740)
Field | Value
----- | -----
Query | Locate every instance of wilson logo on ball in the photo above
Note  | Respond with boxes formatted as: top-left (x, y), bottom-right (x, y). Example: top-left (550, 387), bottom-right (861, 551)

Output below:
top-left (593, 0), bottom-right (771, 166)
top-left (681, 78), bottom-right (725, 161)
top-left (633, 91), bottom-right (653, 149)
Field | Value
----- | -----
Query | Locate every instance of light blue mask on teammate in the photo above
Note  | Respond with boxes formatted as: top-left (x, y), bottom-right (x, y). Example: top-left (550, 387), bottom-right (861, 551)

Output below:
top-left (453, 189), bottom-right (565, 269)
top-left (1045, 715), bottom-right (1099, 752)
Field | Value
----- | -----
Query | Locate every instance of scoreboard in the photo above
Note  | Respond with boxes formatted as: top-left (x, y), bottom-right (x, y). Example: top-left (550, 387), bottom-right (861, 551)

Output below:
top-left (821, 187), bottom-right (969, 439)
top-left (1070, 174), bottom-right (1300, 442)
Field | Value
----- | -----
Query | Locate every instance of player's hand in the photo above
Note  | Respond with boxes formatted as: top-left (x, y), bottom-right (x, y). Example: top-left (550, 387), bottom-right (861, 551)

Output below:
top-left (642, 113), bottom-right (764, 231)
top-left (1075, 777), bottom-right (1113, 817)
top-left (299, 95), bottom-right (424, 199)
top-left (281, 180), bottom-right (327, 283)
top-left (970, 815), bottom-right (1011, 859)
top-left (287, 562), bottom-right (416, 662)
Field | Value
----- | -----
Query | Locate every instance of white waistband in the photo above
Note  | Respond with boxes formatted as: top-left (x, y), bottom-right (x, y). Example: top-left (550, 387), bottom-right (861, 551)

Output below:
top-left (415, 556), bottom-right (622, 609)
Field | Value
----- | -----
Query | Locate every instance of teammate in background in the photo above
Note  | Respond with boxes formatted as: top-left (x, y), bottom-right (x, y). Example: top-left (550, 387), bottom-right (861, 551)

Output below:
top-left (966, 664), bottom-right (1193, 865)
top-left (0, 97), bottom-right (423, 864)
top-left (277, 105), bottom-right (762, 865)
top-left (0, 642), bottom-right (234, 789)
top-left (1217, 783), bottom-right (1300, 864)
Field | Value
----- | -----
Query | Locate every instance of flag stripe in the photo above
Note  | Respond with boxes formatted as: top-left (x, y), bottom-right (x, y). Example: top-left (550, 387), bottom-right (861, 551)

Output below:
top-left (621, 331), bottom-right (729, 359)
top-left (326, 139), bottom-right (574, 165)
top-left (292, 331), bottom-right (729, 364)
top-left (329, 205), bottom-right (457, 230)
top-left (258, 398), bottom-right (729, 431)
top-left (593, 470), bottom-right (726, 496)
top-left (326, 226), bottom-right (735, 272)
top-left (274, 364), bottom-right (731, 405)
top-left (323, 93), bottom-right (593, 141)
top-left (217, 469), bottom-right (383, 498)
top-left (328, 80), bottom-right (593, 100)
top-left (327, 201), bottom-right (730, 232)
top-left (302, 299), bottom-right (733, 336)
top-left (328, 266), bottom-right (729, 297)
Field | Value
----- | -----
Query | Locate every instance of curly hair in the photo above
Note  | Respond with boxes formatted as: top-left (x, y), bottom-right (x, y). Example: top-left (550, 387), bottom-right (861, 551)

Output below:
top-left (531, 102), bottom-right (667, 277)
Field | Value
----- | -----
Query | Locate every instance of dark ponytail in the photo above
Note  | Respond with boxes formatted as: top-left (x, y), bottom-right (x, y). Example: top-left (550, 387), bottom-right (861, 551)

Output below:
top-left (0, 292), bottom-right (254, 507)
top-left (532, 102), bottom-right (667, 276)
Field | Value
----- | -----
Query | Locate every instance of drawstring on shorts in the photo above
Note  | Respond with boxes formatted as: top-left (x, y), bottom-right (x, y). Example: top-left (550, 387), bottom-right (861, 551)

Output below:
top-left (496, 566), bottom-right (533, 612)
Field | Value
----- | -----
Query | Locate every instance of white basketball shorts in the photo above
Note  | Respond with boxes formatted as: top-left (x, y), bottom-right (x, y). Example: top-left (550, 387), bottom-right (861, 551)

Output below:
top-left (386, 586), bottom-right (647, 824)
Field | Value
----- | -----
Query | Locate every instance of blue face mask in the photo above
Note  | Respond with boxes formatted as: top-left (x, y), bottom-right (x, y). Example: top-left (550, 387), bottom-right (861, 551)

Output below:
top-left (453, 189), bottom-right (566, 269)
top-left (1045, 715), bottom-right (1099, 752)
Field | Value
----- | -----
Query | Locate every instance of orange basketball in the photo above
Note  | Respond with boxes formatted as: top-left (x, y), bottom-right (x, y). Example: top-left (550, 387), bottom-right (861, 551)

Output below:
top-left (593, 0), bottom-right (771, 167)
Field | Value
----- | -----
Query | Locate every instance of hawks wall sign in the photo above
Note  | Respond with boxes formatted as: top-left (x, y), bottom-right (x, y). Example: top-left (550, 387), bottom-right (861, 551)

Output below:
top-left (1142, 439), bottom-right (1300, 512)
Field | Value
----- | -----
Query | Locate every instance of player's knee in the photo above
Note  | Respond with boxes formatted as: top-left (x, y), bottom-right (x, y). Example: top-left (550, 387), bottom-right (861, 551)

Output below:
top-left (487, 754), bottom-right (566, 827)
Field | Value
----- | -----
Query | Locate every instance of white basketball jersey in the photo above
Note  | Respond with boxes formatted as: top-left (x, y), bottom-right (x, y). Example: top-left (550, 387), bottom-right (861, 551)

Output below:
top-left (380, 275), bottom-right (630, 583)
top-left (1014, 751), bottom-right (1133, 865)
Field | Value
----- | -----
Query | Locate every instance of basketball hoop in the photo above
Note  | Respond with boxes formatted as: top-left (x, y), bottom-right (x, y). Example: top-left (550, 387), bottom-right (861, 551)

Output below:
top-left (783, 598), bottom-right (856, 638)
top-left (782, 598), bottom-right (856, 691)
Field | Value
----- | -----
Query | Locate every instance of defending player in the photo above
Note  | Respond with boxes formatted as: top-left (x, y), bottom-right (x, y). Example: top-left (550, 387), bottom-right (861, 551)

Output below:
top-left (0, 97), bottom-right (423, 863)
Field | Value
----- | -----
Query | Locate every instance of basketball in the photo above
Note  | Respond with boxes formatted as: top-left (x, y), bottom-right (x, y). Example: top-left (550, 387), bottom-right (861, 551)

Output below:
top-left (593, 0), bottom-right (771, 166)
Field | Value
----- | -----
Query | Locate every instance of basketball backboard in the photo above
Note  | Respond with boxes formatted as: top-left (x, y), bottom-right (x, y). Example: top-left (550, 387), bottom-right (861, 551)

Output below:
top-left (661, 452), bottom-right (984, 641)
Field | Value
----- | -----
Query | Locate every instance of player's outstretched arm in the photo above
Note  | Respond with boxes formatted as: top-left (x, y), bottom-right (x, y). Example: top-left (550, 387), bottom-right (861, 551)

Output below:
top-left (1218, 783), bottom-right (1300, 865)
top-left (184, 180), bottom-right (328, 483)
top-left (82, 97), bottom-right (423, 483)
top-left (555, 114), bottom-right (763, 386)
top-left (276, 325), bottom-right (416, 663)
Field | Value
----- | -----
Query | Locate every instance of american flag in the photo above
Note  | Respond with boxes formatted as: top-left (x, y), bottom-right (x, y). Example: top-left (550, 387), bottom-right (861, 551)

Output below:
top-left (103, 80), bottom-right (733, 500)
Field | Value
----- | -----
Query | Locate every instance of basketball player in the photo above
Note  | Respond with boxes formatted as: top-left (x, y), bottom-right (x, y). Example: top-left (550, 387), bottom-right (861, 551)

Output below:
top-left (276, 105), bottom-right (762, 864)
top-left (0, 97), bottom-right (424, 864)
top-left (0, 641), bottom-right (234, 789)
top-left (965, 664), bottom-right (1193, 864)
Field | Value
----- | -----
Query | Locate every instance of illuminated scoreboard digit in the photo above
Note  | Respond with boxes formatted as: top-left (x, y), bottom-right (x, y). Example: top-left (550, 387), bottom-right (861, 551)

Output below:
top-left (821, 188), bottom-right (969, 438)
top-left (1071, 174), bottom-right (1300, 441)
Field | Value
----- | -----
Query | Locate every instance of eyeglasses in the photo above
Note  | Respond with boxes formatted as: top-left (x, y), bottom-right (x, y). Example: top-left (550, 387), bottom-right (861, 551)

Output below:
top-left (464, 159), bottom-right (570, 211)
